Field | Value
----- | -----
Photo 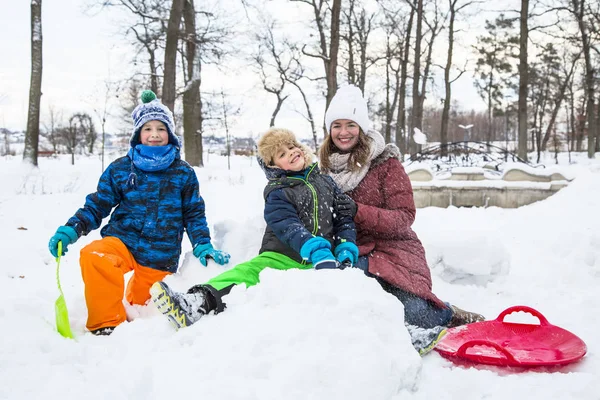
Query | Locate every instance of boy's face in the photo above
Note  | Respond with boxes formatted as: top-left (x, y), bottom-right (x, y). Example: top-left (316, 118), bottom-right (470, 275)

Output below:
top-left (140, 120), bottom-right (169, 146)
top-left (273, 144), bottom-right (306, 171)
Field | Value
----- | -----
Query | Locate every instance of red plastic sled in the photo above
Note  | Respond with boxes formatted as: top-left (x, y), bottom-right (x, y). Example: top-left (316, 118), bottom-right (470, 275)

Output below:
top-left (435, 305), bottom-right (587, 367)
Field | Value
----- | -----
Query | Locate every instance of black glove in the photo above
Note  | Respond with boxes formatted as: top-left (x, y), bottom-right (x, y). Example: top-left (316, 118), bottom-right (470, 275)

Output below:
top-left (335, 193), bottom-right (357, 218)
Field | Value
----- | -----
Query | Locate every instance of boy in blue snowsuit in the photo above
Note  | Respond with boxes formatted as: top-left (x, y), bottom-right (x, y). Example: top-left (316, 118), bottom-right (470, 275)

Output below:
top-left (47, 90), bottom-right (230, 335)
top-left (150, 127), bottom-right (359, 329)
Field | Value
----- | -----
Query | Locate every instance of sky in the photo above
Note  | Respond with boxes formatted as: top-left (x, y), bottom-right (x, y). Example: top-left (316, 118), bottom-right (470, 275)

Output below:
top-left (1, 1), bottom-right (131, 132)
top-left (0, 0), bottom-right (496, 140)
top-left (1, 150), bottom-right (599, 399)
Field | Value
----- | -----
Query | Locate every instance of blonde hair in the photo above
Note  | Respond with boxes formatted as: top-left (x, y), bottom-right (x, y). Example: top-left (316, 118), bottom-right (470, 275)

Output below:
top-left (318, 129), bottom-right (371, 173)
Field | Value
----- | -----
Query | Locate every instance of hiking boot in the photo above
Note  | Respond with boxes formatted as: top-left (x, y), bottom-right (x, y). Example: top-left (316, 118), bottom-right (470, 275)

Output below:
top-left (406, 325), bottom-right (447, 356)
top-left (150, 282), bottom-right (207, 330)
top-left (447, 305), bottom-right (485, 328)
top-left (90, 326), bottom-right (115, 336)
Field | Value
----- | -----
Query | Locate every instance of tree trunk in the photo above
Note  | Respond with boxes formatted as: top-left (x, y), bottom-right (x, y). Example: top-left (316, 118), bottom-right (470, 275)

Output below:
top-left (410, 0), bottom-right (423, 155)
top-left (541, 57), bottom-right (576, 151)
top-left (517, 0), bottom-right (529, 160)
top-left (441, 0), bottom-right (456, 157)
top-left (182, 0), bottom-right (203, 167)
top-left (346, 0), bottom-right (356, 85)
top-left (148, 48), bottom-right (159, 96)
top-left (326, 0), bottom-right (342, 109)
top-left (572, 0), bottom-right (596, 158)
top-left (24, 0), bottom-right (43, 166)
top-left (395, 6), bottom-right (414, 155)
top-left (596, 94), bottom-right (600, 152)
top-left (162, 0), bottom-right (185, 112)
top-left (385, 45), bottom-right (392, 143)
top-left (357, 11), bottom-right (369, 92)
top-left (269, 94), bottom-right (288, 127)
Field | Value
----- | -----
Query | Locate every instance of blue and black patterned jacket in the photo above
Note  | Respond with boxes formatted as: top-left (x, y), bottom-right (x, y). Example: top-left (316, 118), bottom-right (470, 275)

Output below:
top-left (259, 161), bottom-right (356, 263)
top-left (65, 155), bottom-right (211, 272)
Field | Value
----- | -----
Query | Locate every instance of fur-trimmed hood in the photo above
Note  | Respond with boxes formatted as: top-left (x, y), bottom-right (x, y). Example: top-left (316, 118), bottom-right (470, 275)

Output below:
top-left (371, 143), bottom-right (402, 169)
top-left (256, 127), bottom-right (314, 178)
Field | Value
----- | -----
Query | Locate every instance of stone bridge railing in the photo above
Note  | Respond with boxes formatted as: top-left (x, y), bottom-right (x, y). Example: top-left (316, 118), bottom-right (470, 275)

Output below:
top-left (406, 164), bottom-right (570, 208)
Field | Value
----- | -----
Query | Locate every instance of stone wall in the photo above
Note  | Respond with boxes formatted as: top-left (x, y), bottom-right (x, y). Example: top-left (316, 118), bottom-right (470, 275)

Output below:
top-left (407, 165), bottom-right (569, 208)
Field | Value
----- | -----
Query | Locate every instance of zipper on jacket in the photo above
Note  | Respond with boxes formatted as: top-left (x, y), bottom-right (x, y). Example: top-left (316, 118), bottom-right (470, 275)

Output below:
top-left (289, 163), bottom-right (319, 235)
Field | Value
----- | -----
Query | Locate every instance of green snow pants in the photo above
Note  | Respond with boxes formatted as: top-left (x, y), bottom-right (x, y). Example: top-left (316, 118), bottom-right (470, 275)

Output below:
top-left (205, 251), bottom-right (312, 291)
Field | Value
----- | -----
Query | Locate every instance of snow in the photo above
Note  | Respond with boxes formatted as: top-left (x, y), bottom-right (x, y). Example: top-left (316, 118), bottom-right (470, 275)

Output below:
top-left (1, 151), bottom-right (600, 399)
top-left (413, 127), bottom-right (428, 145)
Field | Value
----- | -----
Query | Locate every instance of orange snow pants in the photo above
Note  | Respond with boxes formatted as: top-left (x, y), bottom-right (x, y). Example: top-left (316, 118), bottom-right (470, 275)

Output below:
top-left (80, 236), bottom-right (170, 332)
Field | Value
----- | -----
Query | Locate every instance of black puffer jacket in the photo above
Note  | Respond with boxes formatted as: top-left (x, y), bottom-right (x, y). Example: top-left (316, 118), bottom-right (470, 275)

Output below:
top-left (258, 161), bottom-right (356, 263)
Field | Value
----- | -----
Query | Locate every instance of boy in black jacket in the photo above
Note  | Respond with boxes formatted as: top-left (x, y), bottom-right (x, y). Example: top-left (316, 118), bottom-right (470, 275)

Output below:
top-left (150, 127), bottom-right (358, 329)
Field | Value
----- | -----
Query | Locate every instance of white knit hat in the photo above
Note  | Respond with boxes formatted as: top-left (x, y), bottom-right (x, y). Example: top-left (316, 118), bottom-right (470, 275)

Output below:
top-left (324, 85), bottom-right (371, 134)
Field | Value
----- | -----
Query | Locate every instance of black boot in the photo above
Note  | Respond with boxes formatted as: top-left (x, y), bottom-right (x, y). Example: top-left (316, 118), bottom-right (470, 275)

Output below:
top-left (90, 326), bottom-right (115, 336)
top-left (150, 282), bottom-right (210, 330)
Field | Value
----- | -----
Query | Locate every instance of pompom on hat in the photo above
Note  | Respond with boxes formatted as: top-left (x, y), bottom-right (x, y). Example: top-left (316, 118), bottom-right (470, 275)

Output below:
top-left (130, 90), bottom-right (180, 147)
top-left (257, 128), bottom-right (314, 168)
top-left (324, 85), bottom-right (371, 134)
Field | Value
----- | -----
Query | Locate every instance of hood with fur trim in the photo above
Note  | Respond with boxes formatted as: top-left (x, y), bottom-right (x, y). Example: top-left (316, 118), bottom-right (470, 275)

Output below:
top-left (257, 127), bottom-right (314, 171)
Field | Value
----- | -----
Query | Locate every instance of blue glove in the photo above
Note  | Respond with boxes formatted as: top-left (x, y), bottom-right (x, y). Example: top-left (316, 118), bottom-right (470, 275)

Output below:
top-left (300, 236), bottom-right (338, 270)
top-left (48, 226), bottom-right (78, 258)
top-left (193, 243), bottom-right (230, 266)
top-left (334, 241), bottom-right (359, 267)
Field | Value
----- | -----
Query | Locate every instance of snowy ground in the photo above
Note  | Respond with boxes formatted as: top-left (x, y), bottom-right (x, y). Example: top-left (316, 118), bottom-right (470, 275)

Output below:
top-left (1, 151), bottom-right (599, 400)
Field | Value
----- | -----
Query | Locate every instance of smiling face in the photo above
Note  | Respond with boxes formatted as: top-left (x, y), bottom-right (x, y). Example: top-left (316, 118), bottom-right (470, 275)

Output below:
top-left (330, 119), bottom-right (360, 153)
top-left (272, 144), bottom-right (306, 171)
top-left (140, 120), bottom-right (169, 146)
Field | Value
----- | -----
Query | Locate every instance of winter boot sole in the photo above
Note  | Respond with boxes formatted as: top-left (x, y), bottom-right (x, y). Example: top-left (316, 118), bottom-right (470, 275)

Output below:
top-left (150, 282), bottom-right (193, 330)
top-left (419, 328), bottom-right (447, 356)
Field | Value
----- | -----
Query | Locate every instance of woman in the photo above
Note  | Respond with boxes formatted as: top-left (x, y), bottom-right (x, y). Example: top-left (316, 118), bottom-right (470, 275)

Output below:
top-left (319, 85), bottom-right (484, 335)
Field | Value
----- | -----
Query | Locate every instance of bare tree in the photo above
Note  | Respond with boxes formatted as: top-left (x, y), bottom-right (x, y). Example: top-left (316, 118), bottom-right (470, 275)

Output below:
top-left (97, 0), bottom-right (168, 95)
top-left (43, 105), bottom-right (62, 154)
top-left (382, 31), bottom-right (402, 144)
top-left (570, 0), bottom-right (597, 158)
top-left (181, 0), bottom-right (203, 166)
top-left (286, 47), bottom-right (320, 150)
top-left (1, 128), bottom-right (14, 156)
top-left (63, 114), bottom-right (84, 165)
top-left (162, 0), bottom-right (185, 112)
top-left (291, 0), bottom-right (342, 129)
top-left (473, 14), bottom-right (518, 144)
top-left (254, 22), bottom-right (293, 127)
top-left (517, 0), bottom-right (529, 160)
top-left (540, 50), bottom-right (579, 152)
top-left (410, 0), bottom-right (424, 154)
top-left (78, 113), bottom-right (97, 155)
top-left (341, 0), bottom-right (377, 92)
top-left (24, 0), bottom-right (43, 166)
top-left (440, 0), bottom-right (474, 156)
top-left (219, 88), bottom-right (238, 171)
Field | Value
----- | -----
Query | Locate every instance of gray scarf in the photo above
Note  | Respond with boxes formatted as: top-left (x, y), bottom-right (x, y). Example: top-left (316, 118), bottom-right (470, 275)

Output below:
top-left (327, 130), bottom-right (386, 193)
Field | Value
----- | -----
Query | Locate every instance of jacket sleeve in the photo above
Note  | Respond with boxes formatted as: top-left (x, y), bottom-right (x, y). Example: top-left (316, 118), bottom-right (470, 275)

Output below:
top-left (264, 188), bottom-right (313, 254)
top-left (329, 177), bottom-right (357, 246)
top-left (354, 158), bottom-right (416, 238)
top-left (66, 165), bottom-right (121, 237)
top-left (182, 169), bottom-right (211, 248)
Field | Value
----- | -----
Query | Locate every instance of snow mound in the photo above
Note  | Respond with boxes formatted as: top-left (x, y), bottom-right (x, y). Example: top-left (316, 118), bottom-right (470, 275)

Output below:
top-left (424, 221), bottom-right (510, 286)
top-left (1, 266), bottom-right (421, 400)
top-left (158, 268), bottom-right (422, 399)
